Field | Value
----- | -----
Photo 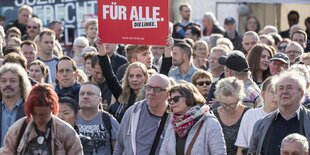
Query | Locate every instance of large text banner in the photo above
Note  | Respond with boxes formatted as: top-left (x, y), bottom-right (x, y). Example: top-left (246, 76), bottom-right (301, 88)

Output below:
top-left (98, 0), bottom-right (169, 45)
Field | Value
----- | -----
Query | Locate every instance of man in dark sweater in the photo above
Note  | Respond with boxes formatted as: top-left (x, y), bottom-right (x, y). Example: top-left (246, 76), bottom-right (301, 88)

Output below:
top-left (248, 70), bottom-right (310, 155)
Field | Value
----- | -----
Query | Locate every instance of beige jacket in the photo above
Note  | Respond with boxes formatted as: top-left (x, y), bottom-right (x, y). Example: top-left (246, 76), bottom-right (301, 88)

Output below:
top-left (0, 115), bottom-right (83, 155)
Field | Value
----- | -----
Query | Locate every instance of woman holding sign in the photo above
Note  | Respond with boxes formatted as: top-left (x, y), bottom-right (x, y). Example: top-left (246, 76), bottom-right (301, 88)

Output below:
top-left (95, 40), bottom-right (149, 122)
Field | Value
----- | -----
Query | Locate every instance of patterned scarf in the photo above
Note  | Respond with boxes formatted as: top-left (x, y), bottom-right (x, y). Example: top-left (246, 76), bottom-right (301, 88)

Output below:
top-left (172, 105), bottom-right (210, 138)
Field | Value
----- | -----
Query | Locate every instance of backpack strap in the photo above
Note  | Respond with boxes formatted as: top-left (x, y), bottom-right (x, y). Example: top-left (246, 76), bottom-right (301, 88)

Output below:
top-left (101, 111), bottom-right (113, 153)
top-left (16, 119), bottom-right (28, 151)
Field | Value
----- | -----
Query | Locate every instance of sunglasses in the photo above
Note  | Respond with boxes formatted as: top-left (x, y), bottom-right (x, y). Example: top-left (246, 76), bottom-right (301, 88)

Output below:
top-left (27, 26), bottom-right (38, 29)
top-left (168, 96), bottom-right (184, 104)
top-left (278, 45), bottom-right (287, 51)
top-left (195, 81), bottom-right (211, 86)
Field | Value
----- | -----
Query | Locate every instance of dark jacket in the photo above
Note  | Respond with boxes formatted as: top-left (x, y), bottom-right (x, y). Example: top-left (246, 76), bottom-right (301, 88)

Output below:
top-left (224, 31), bottom-right (243, 51)
top-left (55, 82), bottom-right (81, 103)
top-left (110, 53), bottom-right (128, 74)
top-left (248, 106), bottom-right (310, 154)
top-left (5, 20), bottom-right (27, 36)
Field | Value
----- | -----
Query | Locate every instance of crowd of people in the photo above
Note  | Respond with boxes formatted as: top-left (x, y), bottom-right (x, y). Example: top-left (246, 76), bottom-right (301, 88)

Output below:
top-left (0, 3), bottom-right (310, 155)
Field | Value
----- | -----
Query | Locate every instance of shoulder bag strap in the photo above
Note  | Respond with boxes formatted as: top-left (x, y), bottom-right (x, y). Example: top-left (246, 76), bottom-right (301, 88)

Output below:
top-left (101, 111), bottom-right (113, 153)
top-left (185, 121), bottom-right (204, 155)
top-left (149, 111), bottom-right (169, 155)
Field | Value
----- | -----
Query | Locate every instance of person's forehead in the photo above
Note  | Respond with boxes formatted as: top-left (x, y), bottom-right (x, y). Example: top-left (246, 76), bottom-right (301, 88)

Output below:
top-left (1, 71), bottom-right (18, 78)
top-left (147, 76), bottom-right (167, 87)
top-left (81, 84), bottom-right (100, 92)
top-left (57, 60), bottom-right (73, 68)
top-left (277, 78), bottom-right (297, 86)
top-left (286, 45), bottom-right (298, 50)
top-left (244, 35), bottom-right (257, 41)
top-left (293, 33), bottom-right (305, 39)
top-left (21, 44), bottom-right (35, 50)
top-left (41, 34), bottom-right (54, 40)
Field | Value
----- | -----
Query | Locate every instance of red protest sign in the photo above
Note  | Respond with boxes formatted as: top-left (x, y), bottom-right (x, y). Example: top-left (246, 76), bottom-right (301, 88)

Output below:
top-left (98, 0), bottom-right (169, 45)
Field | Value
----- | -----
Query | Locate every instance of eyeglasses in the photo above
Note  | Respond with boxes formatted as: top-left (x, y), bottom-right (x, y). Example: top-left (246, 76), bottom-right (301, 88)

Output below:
top-left (195, 81), bottom-right (211, 86)
top-left (145, 85), bottom-right (166, 93)
top-left (27, 26), bottom-right (38, 29)
top-left (278, 45), bottom-right (287, 51)
top-left (57, 69), bottom-right (74, 74)
top-left (79, 91), bottom-right (100, 96)
top-left (168, 96), bottom-right (184, 104)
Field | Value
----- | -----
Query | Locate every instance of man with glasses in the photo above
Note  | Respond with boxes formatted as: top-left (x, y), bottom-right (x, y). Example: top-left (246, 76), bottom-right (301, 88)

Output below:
top-left (55, 56), bottom-right (81, 102)
top-left (77, 82), bottom-right (119, 155)
top-left (284, 41), bottom-right (304, 64)
top-left (114, 74), bottom-right (171, 155)
top-left (22, 17), bottom-right (42, 41)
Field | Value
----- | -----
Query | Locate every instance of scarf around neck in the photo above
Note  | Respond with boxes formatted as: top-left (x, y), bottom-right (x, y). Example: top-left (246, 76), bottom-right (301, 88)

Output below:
top-left (172, 104), bottom-right (210, 138)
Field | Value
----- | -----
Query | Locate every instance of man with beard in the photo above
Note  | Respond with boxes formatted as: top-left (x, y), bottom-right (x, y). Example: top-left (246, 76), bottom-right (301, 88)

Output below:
top-left (172, 4), bottom-right (195, 39)
top-left (0, 63), bottom-right (32, 146)
top-left (168, 42), bottom-right (199, 83)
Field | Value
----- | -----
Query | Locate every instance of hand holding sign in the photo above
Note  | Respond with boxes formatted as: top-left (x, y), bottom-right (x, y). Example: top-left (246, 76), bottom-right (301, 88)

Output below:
top-left (94, 35), bottom-right (107, 56)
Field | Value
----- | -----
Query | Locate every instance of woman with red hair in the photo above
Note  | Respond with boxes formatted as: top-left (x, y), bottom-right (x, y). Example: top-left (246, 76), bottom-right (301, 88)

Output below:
top-left (0, 83), bottom-right (83, 155)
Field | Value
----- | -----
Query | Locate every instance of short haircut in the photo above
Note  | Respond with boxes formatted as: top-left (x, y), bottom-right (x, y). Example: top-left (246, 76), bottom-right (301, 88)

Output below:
top-left (28, 17), bottom-right (43, 30)
top-left (192, 70), bottom-right (213, 84)
top-left (286, 41), bottom-right (304, 54)
top-left (38, 29), bottom-right (55, 42)
top-left (18, 5), bottom-right (33, 14)
top-left (24, 83), bottom-right (59, 121)
top-left (173, 43), bottom-right (192, 59)
top-left (29, 60), bottom-right (48, 77)
top-left (3, 52), bottom-right (27, 69)
top-left (21, 40), bottom-right (37, 51)
top-left (125, 44), bottom-right (150, 62)
top-left (80, 81), bottom-right (101, 96)
top-left (291, 29), bottom-right (308, 41)
top-left (48, 20), bottom-right (62, 29)
top-left (187, 25), bottom-right (201, 39)
top-left (244, 31), bottom-right (259, 40)
top-left (281, 133), bottom-right (308, 153)
top-left (5, 27), bottom-right (21, 39)
top-left (56, 56), bottom-right (77, 71)
top-left (3, 46), bottom-right (21, 56)
top-left (84, 19), bottom-right (98, 30)
top-left (179, 3), bottom-right (191, 11)
top-left (73, 36), bottom-right (89, 47)
top-left (84, 51), bottom-right (97, 62)
top-left (288, 10), bottom-right (299, 19)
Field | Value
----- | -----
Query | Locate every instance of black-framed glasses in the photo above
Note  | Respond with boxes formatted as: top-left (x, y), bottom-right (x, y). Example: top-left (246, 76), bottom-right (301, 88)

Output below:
top-left (168, 96), bottom-right (184, 104)
top-left (145, 85), bottom-right (166, 93)
top-left (195, 81), bottom-right (211, 86)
